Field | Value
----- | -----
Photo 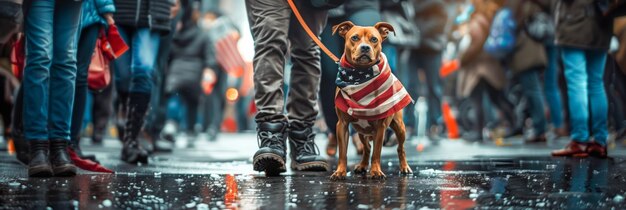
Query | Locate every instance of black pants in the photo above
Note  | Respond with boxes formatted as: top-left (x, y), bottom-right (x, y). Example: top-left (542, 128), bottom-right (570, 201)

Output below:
top-left (91, 82), bottom-right (114, 140)
top-left (470, 79), bottom-right (517, 133)
top-left (167, 83), bottom-right (201, 133)
top-left (70, 25), bottom-right (99, 144)
top-left (202, 69), bottom-right (227, 132)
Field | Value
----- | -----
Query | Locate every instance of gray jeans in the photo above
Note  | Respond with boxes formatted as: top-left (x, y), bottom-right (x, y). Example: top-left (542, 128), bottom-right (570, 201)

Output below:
top-left (245, 0), bottom-right (328, 129)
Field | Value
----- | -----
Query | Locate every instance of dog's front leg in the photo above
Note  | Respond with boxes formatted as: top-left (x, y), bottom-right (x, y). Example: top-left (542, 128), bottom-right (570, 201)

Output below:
top-left (370, 125), bottom-right (386, 179)
top-left (354, 134), bottom-right (371, 175)
top-left (331, 120), bottom-right (350, 180)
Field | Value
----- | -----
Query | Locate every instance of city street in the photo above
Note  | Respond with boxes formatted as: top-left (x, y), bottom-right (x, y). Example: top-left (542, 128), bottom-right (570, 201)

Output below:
top-left (1, 134), bottom-right (626, 209)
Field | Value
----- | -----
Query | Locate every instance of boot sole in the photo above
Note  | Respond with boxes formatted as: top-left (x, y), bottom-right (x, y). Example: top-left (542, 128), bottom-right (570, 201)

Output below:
top-left (53, 164), bottom-right (77, 177)
top-left (291, 160), bottom-right (330, 172)
top-left (253, 153), bottom-right (286, 177)
top-left (29, 165), bottom-right (53, 177)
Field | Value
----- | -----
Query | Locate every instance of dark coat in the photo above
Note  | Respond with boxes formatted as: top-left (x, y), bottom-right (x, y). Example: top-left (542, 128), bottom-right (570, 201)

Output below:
top-left (554, 0), bottom-right (613, 50)
top-left (412, 0), bottom-right (448, 53)
top-left (166, 25), bottom-right (212, 93)
top-left (113, 0), bottom-right (172, 33)
top-left (508, 0), bottom-right (547, 73)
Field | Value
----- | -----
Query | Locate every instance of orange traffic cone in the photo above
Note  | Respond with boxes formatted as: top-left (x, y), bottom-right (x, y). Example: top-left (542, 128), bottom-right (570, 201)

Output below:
top-left (442, 101), bottom-right (460, 139)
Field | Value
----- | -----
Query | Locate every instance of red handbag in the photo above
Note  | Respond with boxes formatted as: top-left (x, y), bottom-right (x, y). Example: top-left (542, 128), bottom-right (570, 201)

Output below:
top-left (10, 34), bottom-right (24, 81)
top-left (87, 29), bottom-right (114, 91)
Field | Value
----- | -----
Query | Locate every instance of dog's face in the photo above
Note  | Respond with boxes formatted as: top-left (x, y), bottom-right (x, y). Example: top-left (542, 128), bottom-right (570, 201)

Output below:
top-left (332, 21), bottom-right (395, 68)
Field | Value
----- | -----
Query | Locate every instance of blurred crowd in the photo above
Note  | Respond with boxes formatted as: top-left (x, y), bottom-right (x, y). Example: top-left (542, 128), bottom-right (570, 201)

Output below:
top-left (0, 0), bottom-right (625, 177)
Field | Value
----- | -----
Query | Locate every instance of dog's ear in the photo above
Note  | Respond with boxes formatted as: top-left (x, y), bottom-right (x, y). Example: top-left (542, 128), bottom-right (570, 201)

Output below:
top-left (374, 22), bottom-right (396, 40)
top-left (332, 21), bottom-right (355, 38)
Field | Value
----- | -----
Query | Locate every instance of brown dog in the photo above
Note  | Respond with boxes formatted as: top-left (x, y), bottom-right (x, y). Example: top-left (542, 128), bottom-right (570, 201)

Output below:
top-left (330, 21), bottom-right (413, 180)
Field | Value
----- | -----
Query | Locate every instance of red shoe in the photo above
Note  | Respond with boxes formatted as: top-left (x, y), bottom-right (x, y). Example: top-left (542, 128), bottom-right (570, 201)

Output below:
top-left (586, 142), bottom-right (607, 158)
top-left (551, 141), bottom-right (588, 157)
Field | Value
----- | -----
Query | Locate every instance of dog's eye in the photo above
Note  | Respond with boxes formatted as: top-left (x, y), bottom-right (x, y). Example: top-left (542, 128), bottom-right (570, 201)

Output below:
top-left (370, 37), bottom-right (378, 43)
top-left (351, 35), bottom-right (359, 41)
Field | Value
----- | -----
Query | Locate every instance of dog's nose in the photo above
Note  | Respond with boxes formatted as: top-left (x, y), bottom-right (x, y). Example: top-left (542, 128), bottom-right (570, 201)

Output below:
top-left (360, 45), bottom-right (370, 53)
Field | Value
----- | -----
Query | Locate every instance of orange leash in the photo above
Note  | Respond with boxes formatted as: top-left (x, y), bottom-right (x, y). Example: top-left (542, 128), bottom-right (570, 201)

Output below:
top-left (286, 0), bottom-right (340, 63)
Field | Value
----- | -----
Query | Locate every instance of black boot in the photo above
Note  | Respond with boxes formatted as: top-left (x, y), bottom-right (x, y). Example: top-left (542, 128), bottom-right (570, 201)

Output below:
top-left (288, 127), bottom-right (329, 171)
top-left (13, 132), bottom-right (29, 165)
top-left (253, 122), bottom-right (288, 176)
top-left (28, 141), bottom-right (53, 177)
top-left (49, 140), bottom-right (77, 176)
top-left (121, 93), bottom-right (150, 164)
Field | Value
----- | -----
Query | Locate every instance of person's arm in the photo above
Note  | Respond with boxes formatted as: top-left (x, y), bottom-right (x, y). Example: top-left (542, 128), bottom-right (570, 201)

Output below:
top-left (203, 34), bottom-right (218, 70)
top-left (95, 0), bottom-right (116, 25)
top-left (459, 13), bottom-right (491, 64)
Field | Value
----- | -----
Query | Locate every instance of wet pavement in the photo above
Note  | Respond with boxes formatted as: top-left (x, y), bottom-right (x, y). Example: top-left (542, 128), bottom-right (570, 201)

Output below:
top-left (2, 133), bottom-right (626, 209)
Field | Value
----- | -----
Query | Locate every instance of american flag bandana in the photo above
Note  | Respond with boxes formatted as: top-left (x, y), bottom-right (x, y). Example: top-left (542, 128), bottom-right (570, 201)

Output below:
top-left (335, 53), bottom-right (413, 120)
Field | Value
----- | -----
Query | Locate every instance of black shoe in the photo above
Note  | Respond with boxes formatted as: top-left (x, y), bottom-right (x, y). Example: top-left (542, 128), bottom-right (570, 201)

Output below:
top-left (91, 133), bottom-right (103, 145)
top-left (288, 127), bottom-right (329, 172)
top-left (253, 122), bottom-right (287, 176)
top-left (121, 93), bottom-right (150, 164)
top-left (69, 141), bottom-right (99, 163)
top-left (49, 140), bottom-right (77, 177)
top-left (28, 141), bottom-right (53, 177)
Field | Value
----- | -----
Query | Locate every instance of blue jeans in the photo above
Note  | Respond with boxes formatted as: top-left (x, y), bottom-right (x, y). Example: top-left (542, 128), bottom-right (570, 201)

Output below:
top-left (114, 27), bottom-right (161, 94)
top-left (517, 68), bottom-right (547, 134)
top-left (23, 0), bottom-right (82, 141)
top-left (544, 46), bottom-right (564, 128)
top-left (402, 51), bottom-right (444, 131)
top-left (561, 47), bottom-right (608, 145)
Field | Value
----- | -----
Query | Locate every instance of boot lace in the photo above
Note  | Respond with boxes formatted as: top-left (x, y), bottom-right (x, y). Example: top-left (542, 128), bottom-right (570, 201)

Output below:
top-left (258, 131), bottom-right (285, 151)
top-left (292, 133), bottom-right (320, 156)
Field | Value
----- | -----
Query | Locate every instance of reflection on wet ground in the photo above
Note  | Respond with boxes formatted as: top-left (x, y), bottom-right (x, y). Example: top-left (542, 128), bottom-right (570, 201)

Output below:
top-left (1, 157), bottom-right (626, 209)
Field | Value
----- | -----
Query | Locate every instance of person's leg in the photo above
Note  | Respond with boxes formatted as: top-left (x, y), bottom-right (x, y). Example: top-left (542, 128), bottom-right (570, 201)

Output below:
top-left (544, 46), bottom-right (564, 129)
top-left (246, 0), bottom-right (290, 125)
top-left (586, 50), bottom-right (608, 146)
top-left (22, 0), bottom-right (55, 177)
top-left (112, 26), bottom-right (133, 141)
top-left (416, 52), bottom-right (444, 137)
top-left (246, 0), bottom-right (291, 176)
top-left (467, 82), bottom-right (485, 141)
top-left (70, 25), bottom-right (99, 155)
top-left (121, 28), bottom-right (160, 164)
top-left (561, 47), bottom-right (590, 142)
top-left (484, 80), bottom-right (519, 134)
top-left (401, 50), bottom-right (419, 136)
top-left (285, 0), bottom-right (329, 171)
top-left (91, 83), bottom-right (114, 144)
top-left (552, 47), bottom-right (590, 157)
top-left (517, 68), bottom-right (548, 139)
top-left (319, 18), bottom-right (342, 156)
top-left (47, 0), bottom-right (82, 176)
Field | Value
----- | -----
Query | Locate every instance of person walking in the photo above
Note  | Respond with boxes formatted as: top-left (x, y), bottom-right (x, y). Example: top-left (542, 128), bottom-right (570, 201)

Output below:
top-left (112, 0), bottom-right (173, 164)
top-left (246, 0), bottom-right (330, 176)
top-left (507, 0), bottom-right (548, 143)
top-left (551, 0), bottom-right (614, 158)
top-left (69, 0), bottom-right (116, 162)
top-left (22, 0), bottom-right (83, 177)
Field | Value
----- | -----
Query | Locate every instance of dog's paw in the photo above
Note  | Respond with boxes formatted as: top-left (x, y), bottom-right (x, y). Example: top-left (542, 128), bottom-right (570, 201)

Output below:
top-left (369, 170), bottom-right (386, 180)
top-left (399, 166), bottom-right (413, 175)
top-left (353, 165), bottom-right (368, 175)
top-left (330, 170), bottom-right (347, 180)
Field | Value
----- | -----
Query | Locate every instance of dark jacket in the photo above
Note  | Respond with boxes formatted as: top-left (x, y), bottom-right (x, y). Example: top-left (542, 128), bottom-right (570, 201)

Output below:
top-left (166, 25), bottom-right (212, 92)
top-left (113, 0), bottom-right (172, 33)
top-left (412, 0), bottom-right (448, 53)
top-left (555, 0), bottom-right (613, 50)
top-left (508, 0), bottom-right (547, 73)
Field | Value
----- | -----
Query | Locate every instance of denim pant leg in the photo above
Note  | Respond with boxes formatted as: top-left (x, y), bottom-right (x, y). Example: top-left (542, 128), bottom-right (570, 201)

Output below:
top-left (48, 1), bottom-right (82, 141)
top-left (544, 45), bottom-right (563, 128)
top-left (562, 47), bottom-right (590, 142)
top-left (114, 27), bottom-right (132, 93)
top-left (401, 51), bottom-right (419, 132)
top-left (517, 69), bottom-right (547, 135)
top-left (23, 0), bottom-right (54, 141)
top-left (70, 25), bottom-right (100, 143)
top-left (586, 50), bottom-right (608, 145)
top-left (415, 51), bottom-right (444, 129)
top-left (129, 29), bottom-right (160, 94)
